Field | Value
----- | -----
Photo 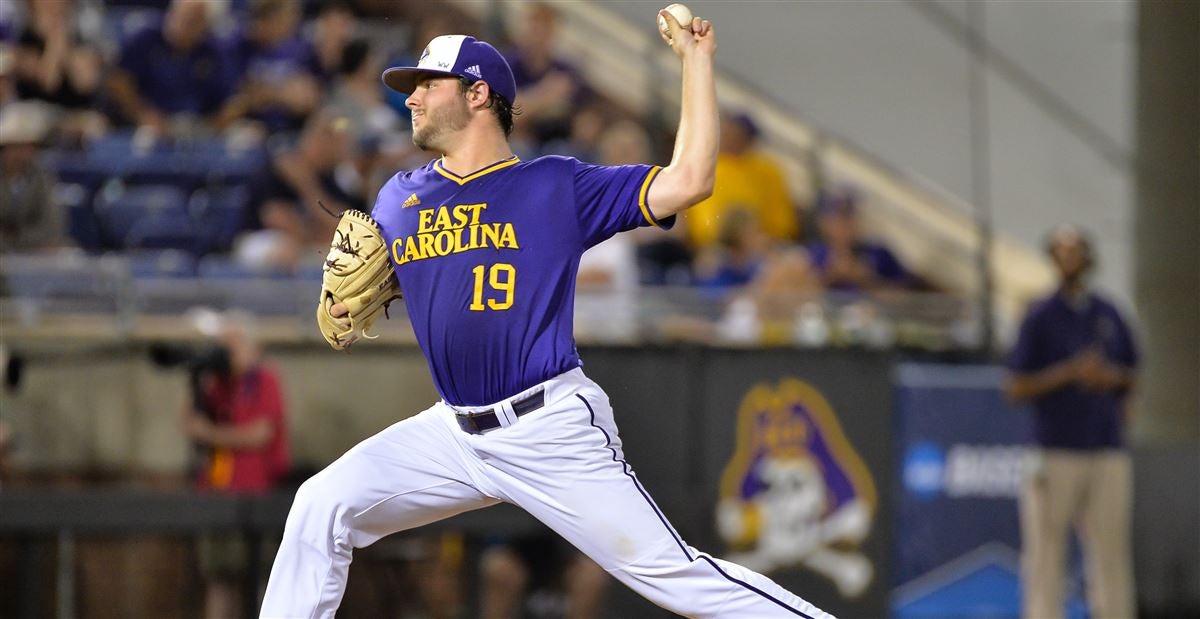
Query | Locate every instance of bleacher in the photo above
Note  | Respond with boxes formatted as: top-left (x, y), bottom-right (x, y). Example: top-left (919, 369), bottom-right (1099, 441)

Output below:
top-left (47, 131), bottom-right (263, 255)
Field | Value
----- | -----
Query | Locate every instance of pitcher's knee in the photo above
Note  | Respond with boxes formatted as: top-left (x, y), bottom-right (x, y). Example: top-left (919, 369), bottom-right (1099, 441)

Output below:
top-left (292, 473), bottom-right (331, 511)
top-left (287, 471), bottom-right (353, 537)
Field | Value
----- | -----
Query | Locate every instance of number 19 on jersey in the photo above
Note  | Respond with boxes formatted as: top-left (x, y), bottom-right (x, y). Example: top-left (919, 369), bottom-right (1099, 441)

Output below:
top-left (470, 263), bottom-right (515, 311)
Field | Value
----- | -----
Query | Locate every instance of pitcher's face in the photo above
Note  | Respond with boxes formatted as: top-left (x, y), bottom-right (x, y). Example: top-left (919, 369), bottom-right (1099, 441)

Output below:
top-left (407, 76), bottom-right (471, 152)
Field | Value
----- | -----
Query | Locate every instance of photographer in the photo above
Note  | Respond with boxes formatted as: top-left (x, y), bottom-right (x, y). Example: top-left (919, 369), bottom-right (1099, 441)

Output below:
top-left (178, 311), bottom-right (290, 618)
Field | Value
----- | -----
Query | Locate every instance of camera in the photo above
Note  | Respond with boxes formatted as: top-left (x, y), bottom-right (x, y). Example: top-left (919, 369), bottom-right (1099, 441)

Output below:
top-left (148, 343), bottom-right (232, 418)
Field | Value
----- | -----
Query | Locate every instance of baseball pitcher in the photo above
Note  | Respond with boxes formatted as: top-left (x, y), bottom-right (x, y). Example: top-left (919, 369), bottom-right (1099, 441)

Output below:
top-left (261, 9), bottom-right (834, 619)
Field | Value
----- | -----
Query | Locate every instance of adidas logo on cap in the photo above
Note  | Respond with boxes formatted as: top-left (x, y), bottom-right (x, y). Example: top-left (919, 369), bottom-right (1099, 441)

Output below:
top-left (464, 65), bottom-right (482, 79)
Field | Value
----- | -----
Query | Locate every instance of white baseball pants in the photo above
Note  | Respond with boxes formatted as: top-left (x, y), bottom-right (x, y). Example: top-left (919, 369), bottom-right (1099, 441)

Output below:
top-left (260, 368), bottom-right (834, 619)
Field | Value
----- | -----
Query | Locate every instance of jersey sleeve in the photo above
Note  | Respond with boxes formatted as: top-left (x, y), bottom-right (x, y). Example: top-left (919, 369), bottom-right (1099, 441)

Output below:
top-left (573, 160), bottom-right (674, 248)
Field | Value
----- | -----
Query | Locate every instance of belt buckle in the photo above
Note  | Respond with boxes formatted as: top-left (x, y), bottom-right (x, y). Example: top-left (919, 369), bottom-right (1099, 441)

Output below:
top-left (455, 406), bottom-right (501, 435)
top-left (460, 412), bottom-right (480, 434)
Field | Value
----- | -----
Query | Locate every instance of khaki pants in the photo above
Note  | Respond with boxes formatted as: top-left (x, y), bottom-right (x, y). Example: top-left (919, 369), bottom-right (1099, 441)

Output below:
top-left (1020, 449), bottom-right (1135, 619)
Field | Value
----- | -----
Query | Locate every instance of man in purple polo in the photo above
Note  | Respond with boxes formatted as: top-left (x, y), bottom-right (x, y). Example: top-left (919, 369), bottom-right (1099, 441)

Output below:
top-left (107, 0), bottom-right (235, 132)
top-left (1006, 225), bottom-right (1138, 619)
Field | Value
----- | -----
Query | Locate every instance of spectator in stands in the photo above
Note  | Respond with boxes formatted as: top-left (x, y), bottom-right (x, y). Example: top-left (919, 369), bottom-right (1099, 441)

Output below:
top-left (504, 2), bottom-right (587, 148)
top-left (0, 102), bottom-right (63, 252)
top-left (182, 311), bottom-right (290, 619)
top-left (480, 536), bottom-right (612, 619)
top-left (540, 102), bottom-right (606, 160)
top-left (237, 109), bottom-right (360, 270)
top-left (1006, 225), bottom-right (1138, 619)
top-left (309, 0), bottom-right (357, 83)
top-left (694, 218), bottom-right (819, 339)
top-left (683, 111), bottom-right (797, 250)
top-left (748, 247), bottom-right (820, 301)
top-left (593, 122), bottom-right (692, 287)
top-left (693, 209), bottom-right (770, 292)
top-left (806, 191), bottom-right (911, 292)
top-left (220, 0), bottom-right (321, 134)
top-left (11, 0), bottom-right (106, 144)
top-left (108, 0), bottom-right (235, 135)
top-left (327, 38), bottom-right (401, 143)
top-left (696, 216), bottom-right (821, 343)
top-left (326, 38), bottom-right (418, 204)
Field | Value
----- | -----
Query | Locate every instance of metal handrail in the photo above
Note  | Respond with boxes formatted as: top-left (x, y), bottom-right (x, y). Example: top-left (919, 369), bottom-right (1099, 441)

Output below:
top-left (1, 251), bottom-right (975, 351)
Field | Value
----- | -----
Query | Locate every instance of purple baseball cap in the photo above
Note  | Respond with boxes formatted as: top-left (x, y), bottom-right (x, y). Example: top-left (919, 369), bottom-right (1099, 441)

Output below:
top-left (382, 35), bottom-right (517, 105)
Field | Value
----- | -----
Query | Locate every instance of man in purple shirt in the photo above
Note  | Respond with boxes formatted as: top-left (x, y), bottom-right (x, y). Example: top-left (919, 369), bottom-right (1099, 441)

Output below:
top-left (107, 0), bottom-right (235, 132)
top-left (261, 13), bottom-right (834, 619)
top-left (1006, 225), bottom-right (1138, 619)
top-left (806, 192), bottom-right (910, 292)
top-left (220, 0), bottom-right (321, 133)
top-left (503, 2), bottom-right (588, 147)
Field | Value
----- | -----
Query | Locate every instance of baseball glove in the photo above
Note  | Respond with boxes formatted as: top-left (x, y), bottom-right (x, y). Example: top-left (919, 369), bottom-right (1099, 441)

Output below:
top-left (316, 209), bottom-right (402, 350)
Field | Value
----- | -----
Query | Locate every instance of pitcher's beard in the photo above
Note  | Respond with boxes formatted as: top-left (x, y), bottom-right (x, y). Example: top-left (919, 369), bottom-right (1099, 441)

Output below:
top-left (412, 101), bottom-right (471, 151)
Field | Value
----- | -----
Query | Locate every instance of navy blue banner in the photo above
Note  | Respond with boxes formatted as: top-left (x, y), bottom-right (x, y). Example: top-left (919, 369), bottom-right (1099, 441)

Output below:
top-left (892, 363), bottom-right (1087, 619)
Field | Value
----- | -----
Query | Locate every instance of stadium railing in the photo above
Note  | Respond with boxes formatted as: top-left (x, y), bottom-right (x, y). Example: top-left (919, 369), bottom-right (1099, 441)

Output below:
top-left (2, 251), bottom-right (973, 350)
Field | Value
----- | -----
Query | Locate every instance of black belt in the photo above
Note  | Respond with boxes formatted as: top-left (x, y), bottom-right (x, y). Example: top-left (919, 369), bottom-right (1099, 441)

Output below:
top-left (454, 389), bottom-right (545, 435)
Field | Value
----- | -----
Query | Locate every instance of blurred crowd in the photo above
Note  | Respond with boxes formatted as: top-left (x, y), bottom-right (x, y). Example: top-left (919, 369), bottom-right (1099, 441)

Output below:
top-left (0, 0), bottom-right (929, 316)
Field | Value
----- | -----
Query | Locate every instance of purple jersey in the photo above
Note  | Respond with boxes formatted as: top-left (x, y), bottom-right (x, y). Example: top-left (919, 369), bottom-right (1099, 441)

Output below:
top-left (1008, 292), bottom-right (1138, 449)
top-left (373, 155), bottom-right (670, 406)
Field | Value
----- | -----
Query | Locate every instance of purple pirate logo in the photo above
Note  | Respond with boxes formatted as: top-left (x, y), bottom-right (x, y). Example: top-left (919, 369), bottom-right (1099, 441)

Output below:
top-left (717, 378), bottom-right (877, 597)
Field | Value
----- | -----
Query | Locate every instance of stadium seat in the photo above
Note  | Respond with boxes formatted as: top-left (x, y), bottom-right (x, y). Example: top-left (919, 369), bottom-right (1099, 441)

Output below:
top-left (185, 142), bottom-right (268, 186)
top-left (47, 152), bottom-right (112, 190)
top-left (94, 182), bottom-right (188, 213)
top-left (0, 254), bottom-right (123, 314)
top-left (125, 213), bottom-right (199, 252)
top-left (55, 183), bottom-right (103, 252)
top-left (83, 131), bottom-right (164, 184)
top-left (88, 131), bottom-right (142, 158)
top-left (66, 203), bottom-right (103, 252)
top-left (194, 256), bottom-right (303, 315)
top-left (197, 255), bottom-right (292, 280)
top-left (191, 186), bottom-right (250, 254)
top-left (128, 250), bottom-right (197, 278)
top-left (94, 183), bottom-right (188, 249)
top-left (295, 261), bottom-right (325, 284)
top-left (123, 156), bottom-right (202, 191)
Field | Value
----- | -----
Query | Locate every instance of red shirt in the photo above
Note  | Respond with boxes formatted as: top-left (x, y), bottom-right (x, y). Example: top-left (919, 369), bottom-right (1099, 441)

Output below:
top-left (198, 364), bottom-right (290, 493)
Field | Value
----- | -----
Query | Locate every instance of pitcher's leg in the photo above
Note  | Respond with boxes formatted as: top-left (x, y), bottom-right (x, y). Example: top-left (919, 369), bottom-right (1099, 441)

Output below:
top-left (261, 406), bottom-right (497, 619)
top-left (487, 392), bottom-right (834, 619)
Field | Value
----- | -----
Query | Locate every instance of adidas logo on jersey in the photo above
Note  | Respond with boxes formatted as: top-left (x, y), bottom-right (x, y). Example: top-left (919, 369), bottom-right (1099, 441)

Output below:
top-left (403, 193), bottom-right (421, 208)
top-left (464, 65), bottom-right (482, 79)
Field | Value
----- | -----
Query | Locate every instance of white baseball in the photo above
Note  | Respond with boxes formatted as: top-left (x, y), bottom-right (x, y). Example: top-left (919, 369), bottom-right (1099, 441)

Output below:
top-left (658, 3), bottom-right (694, 40)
